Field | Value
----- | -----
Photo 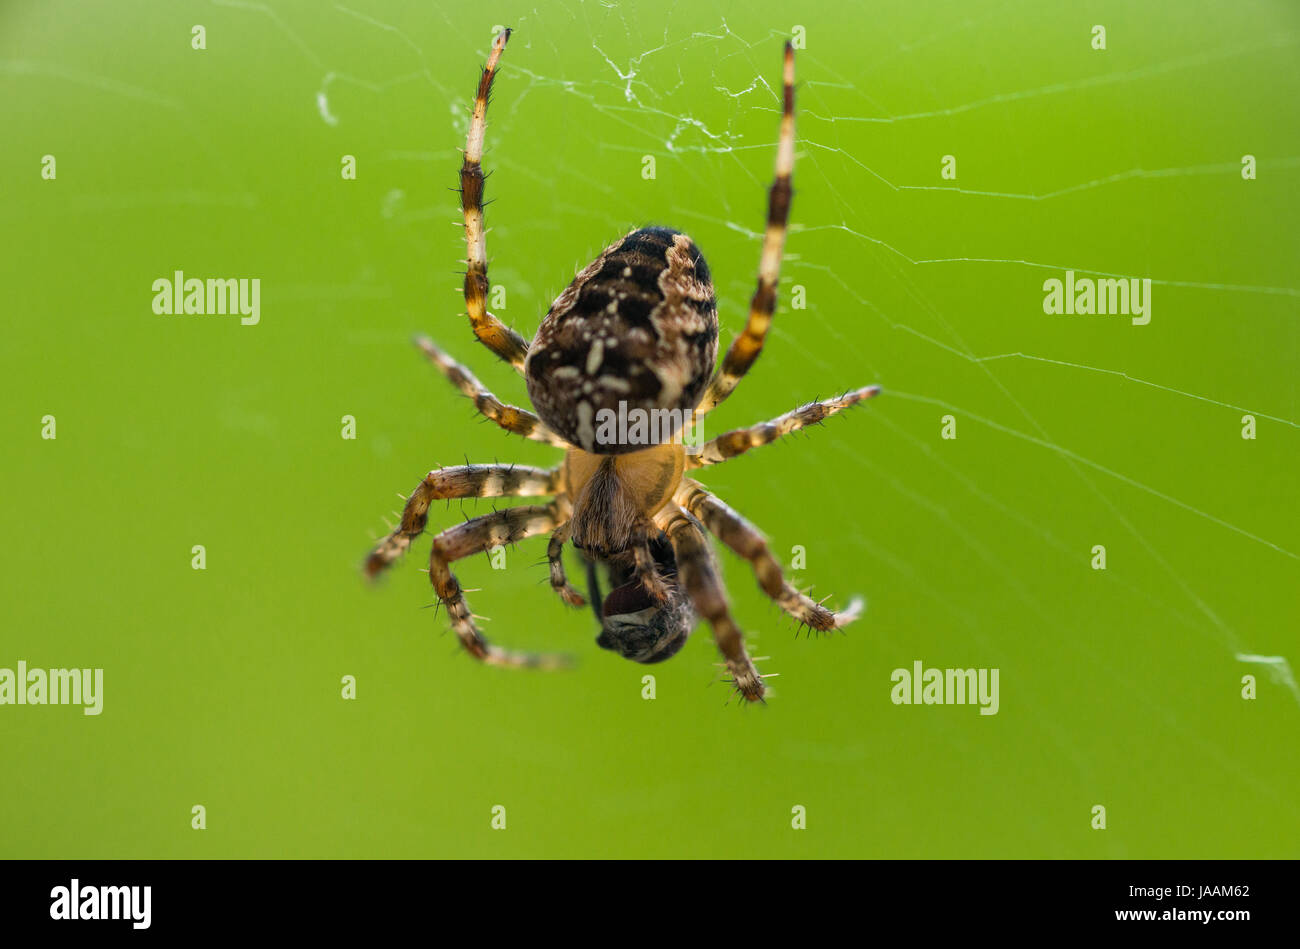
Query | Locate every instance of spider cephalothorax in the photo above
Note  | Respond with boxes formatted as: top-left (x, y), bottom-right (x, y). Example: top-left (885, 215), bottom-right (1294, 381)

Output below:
top-left (364, 30), bottom-right (879, 702)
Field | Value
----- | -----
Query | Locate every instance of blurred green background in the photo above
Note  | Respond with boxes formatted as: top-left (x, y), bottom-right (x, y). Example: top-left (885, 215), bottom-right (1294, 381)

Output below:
top-left (2, 0), bottom-right (1297, 858)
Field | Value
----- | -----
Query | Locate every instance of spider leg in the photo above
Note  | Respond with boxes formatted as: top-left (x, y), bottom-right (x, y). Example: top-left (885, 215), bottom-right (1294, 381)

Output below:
top-left (416, 336), bottom-right (569, 447)
top-left (366, 463), bottom-right (560, 579)
top-left (687, 386), bottom-right (880, 469)
top-left (631, 534), bottom-right (671, 603)
top-left (546, 520), bottom-right (586, 607)
top-left (696, 42), bottom-right (795, 415)
top-left (674, 479), bottom-right (863, 633)
top-left (459, 28), bottom-right (531, 373)
top-left (657, 506), bottom-right (766, 702)
top-left (427, 502), bottom-right (574, 669)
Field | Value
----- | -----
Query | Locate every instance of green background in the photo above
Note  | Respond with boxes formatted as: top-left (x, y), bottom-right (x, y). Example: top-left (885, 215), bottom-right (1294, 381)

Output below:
top-left (3, 0), bottom-right (1297, 858)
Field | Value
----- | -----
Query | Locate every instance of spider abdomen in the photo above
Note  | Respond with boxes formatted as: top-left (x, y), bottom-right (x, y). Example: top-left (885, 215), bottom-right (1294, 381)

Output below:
top-left (525, 226), bottom-right (718, 454)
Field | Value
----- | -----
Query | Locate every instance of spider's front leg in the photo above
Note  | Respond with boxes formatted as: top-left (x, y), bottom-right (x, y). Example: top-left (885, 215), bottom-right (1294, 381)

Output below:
top-left (631, 530), bottom-right (671, 603)
top-left (546, 520), bottom-right (586, 608)
top-left (675, 479), bottom-right (862, 633)
top-left (658, 507), bottom-right (766, 703)
top-left (366, 463), bottom-right (559, 579)
top-left (427, 503), bottom-right (574, 669)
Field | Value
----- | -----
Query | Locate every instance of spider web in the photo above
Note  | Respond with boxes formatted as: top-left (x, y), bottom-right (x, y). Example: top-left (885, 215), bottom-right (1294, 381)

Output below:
top-left (227, 6), bottom-right (1297, 665)
top-left (14, 0), bottom-right (1295, 829)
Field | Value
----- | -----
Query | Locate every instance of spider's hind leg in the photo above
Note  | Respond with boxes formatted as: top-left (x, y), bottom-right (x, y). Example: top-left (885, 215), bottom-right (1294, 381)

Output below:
top-left (697, 41), bottom-right (796, 415)
top-left (459, 28), bottom-right (531, 372)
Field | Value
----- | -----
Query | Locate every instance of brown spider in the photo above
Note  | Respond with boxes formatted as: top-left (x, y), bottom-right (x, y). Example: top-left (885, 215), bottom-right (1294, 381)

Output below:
top-left (365, 30), bottom-right (880, 702)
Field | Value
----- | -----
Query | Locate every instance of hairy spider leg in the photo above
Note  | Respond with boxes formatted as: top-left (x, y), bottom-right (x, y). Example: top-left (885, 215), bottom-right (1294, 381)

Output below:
top-left (366, 463), bottom-right (560, 578)
top-left (657, 506), bottom-right (767, 702)
top-left (688, 387), bottom-right (881, 469)
top-left (696, 41), bottom-right (797, 415)
top-left (675, 479), bottom-right (863, 632)
top-left (459, 28), bottom-right (532, 371)
top-left (427, 503), bottom-right (575, 669)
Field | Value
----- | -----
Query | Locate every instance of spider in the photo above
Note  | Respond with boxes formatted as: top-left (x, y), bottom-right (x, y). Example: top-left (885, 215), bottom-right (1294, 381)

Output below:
top-left (364, 29), bottom-right (880, 702)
